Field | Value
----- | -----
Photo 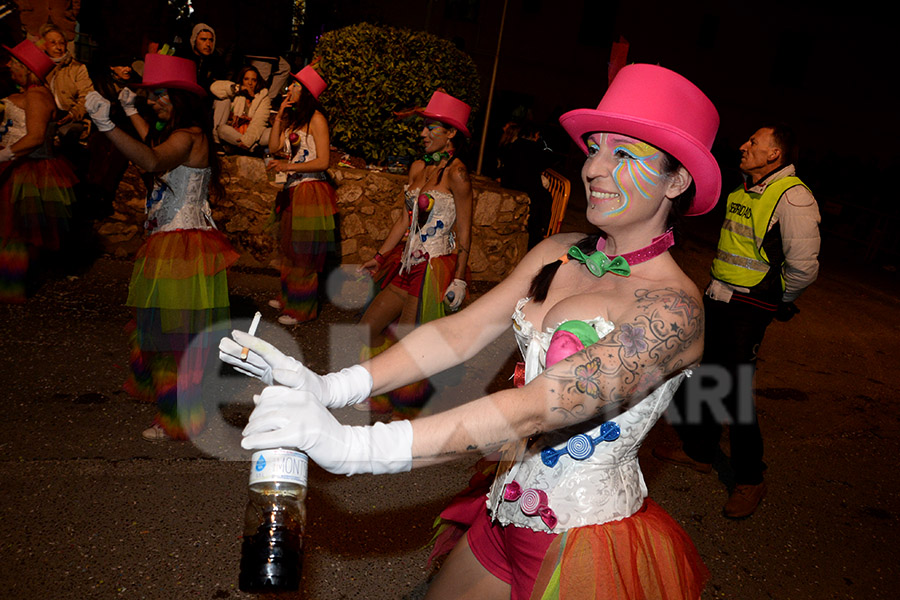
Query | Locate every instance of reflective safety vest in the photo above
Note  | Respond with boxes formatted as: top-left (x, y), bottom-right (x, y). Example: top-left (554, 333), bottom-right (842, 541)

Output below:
top-left (710, 176), bottom-right (809, 289)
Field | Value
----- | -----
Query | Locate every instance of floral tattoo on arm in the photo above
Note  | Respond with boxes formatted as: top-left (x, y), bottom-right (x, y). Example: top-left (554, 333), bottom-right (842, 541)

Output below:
top-left (544, 288), bottom-right (703, 421)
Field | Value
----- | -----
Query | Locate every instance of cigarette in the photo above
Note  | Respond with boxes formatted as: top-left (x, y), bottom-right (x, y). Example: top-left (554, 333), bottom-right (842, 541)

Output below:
top-left (241, 311), bottom-right (262, 360)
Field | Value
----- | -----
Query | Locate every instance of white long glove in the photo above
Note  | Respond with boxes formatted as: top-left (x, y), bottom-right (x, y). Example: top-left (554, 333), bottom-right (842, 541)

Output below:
top-left (219, 330), bottom-right (373, 408)
top-left (118, 87), bottom-right (138, 116)
top-left (443, 278), bottom-right (467, 311)
top-left (242, 386), bottom-right (413, 476)
top-left (0, 146), bottom-right (14, 163)
top-left (85, 91), bottom-right (115, 132)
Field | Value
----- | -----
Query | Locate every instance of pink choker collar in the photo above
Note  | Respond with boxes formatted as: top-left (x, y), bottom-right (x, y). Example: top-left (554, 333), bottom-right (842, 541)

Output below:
top-left (595, 229), bottom-right (674, 266)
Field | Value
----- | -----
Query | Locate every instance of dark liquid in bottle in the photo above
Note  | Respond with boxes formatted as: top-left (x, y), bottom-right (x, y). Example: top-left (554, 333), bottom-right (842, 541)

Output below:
top-left (239, 524), bottom-right (303, 592)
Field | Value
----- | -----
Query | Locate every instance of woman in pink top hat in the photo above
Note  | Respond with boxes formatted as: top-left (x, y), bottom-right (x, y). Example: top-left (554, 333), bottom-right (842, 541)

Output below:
top-left (353, 89), bottom-right (474, 417)
top-left (265, 64), bottom-right (338, 326)
top-left (0, 40), bottom-right (78, 303)
top-left (222, 64), bottom-right (719, 598)
top-left (85, 53), bottom-right (238, 441)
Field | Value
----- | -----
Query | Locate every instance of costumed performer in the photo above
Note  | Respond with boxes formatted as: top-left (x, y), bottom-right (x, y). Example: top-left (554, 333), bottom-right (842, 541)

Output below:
top-left (85, 53), bottom-right (238, 441)
top-left (356, 89), bottom-right (473, 416)
top-left (265, 64), bottom-right (336, 326)
top-left (221, 64), bottom-right (719, 599)
top-left (0, 40), bottom-right (78, 303)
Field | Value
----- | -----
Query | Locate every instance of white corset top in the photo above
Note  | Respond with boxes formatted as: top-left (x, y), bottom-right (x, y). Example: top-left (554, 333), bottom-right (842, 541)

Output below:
top-left (285, 128), bottom-right (326, 188)
top-left (401, 186), bottom-right (456, 270)
top-left (145, 165), bottom-right (216, 233)
top-left (1, 97), bottom-right (54, 158)
top-left (486, 297), bottom-right (687, 532)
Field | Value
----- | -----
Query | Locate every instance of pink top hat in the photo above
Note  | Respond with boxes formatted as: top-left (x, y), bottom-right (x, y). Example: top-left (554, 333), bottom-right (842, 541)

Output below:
top-left (3, 40), bottom-right (54, 82)
top-left (292, 65), bottom-right (327, 100)
top-left (559, 64), bottom-right (721, 216)
top-left (136, 53), bottom-right (206, 96)
top-left (416, 90), bottom-right (472, 138)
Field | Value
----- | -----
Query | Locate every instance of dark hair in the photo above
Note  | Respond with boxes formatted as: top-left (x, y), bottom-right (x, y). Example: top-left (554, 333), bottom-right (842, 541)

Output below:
top-left (282, 85), bottom-right (323, 131)
top-left (435, 130), bottom-right (469, 185)
top-left (761, 123), bottom-right (797, 166)
top-left (236, 65), bottom-right (263, 95)
top-left (527, 150), bottom-right (692, 302)
top-left (147, 88), bottom-right (224, 201)
top-left (518, 120), bottom-right (541, 140)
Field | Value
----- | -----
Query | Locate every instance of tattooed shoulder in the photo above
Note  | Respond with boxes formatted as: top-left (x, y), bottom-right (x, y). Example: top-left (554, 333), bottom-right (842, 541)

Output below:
top-left (540, 286), bottom-right (702, 421)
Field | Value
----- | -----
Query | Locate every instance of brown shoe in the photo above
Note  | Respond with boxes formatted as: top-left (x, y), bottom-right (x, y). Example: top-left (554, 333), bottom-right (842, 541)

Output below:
top-left (652, 445), bottom-right (712, 474)
top-left (723, 482), bottom-right (768, 519)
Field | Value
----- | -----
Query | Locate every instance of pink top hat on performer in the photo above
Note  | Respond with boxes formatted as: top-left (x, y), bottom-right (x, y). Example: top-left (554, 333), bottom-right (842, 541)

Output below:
top-left (137, 53), bottom-right (206, 96)
top-left (559, 64), bottom-right (721, 216)
top-left (292, 65), bottom-right (327, 100)
top-left (416, 90), bottom-right (472, 138)
top-left (3, 40), bottom-right (55, 82)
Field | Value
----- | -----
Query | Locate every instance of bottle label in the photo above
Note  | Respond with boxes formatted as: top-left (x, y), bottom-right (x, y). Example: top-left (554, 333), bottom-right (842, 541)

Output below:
top-left (248, 449), bottom-right (308, 486)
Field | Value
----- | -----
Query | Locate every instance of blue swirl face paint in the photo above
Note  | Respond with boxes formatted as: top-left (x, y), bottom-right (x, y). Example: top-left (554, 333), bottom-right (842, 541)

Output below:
top-left (585, 134), bottom-right (666, 217)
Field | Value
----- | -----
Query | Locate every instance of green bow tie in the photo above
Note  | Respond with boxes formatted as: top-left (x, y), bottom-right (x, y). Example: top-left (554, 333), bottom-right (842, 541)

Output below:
top-left (423, 151), bottom-right (452, 164)
top-left (567, 246), bottom-right (631, 278)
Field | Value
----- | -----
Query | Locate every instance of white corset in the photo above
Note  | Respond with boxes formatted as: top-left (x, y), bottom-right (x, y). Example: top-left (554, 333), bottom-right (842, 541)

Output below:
top-left (401, 187), bottom-right (456, 270)
top-left (285, 127), bottom-right (326, 188)
top-left (1, 98), bottom-right (54, 159)
top-left (485, 298), bottom-right (687, 532)
top-left (145, 165), bottom-right (216, 233)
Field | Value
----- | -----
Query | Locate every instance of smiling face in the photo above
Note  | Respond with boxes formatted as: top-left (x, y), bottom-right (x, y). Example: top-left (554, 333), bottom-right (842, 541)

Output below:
top-left (421, 119), bottom-right (456, 154)
top-left (42, 30), bottom-right (67, 59)
top-left (581, 132), bottom-right (688, 230)
top-left (110, 65), bottom-right (132, 81)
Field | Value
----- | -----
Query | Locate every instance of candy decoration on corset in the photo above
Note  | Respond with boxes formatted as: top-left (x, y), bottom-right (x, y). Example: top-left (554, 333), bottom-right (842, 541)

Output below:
top-left (540, 421), bottom-right (621, 468)
top-left (417, 192), bottom-right (435, 227)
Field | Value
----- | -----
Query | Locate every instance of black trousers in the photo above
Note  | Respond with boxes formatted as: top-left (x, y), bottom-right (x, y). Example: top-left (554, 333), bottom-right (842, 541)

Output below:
top-left (672, 295), bottom-right (774, 485)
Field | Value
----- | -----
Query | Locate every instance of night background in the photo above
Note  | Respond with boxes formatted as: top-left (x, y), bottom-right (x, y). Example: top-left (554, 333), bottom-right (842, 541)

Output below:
top-left (4, 0), bottom-right (896, 265)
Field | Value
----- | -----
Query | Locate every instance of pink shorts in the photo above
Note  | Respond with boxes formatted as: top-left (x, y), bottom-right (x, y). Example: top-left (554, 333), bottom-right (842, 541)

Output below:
top-left (466, 500), bottom-right (557, 599)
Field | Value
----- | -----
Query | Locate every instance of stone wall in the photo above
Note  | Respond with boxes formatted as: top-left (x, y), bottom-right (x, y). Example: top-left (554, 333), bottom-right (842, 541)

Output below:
top-left (97, 156), bottom-right (530, 281)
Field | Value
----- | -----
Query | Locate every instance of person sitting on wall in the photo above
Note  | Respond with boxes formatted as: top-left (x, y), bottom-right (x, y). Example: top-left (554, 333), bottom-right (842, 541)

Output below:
top-left (210, 65), bottom-right (271, 155)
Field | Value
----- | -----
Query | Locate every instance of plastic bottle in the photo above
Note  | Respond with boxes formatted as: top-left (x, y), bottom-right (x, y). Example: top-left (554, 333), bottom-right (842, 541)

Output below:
top-left (263, 152), bottom-right (277, 185)
top-left (239, 448), bottom-right (308, 593)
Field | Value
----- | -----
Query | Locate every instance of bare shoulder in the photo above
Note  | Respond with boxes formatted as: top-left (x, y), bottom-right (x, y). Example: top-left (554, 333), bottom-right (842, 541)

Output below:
top-left (448, 159), bottom-right (471, 186)
top-left (24, 86), bottom-right (54, 108)
top-left (616, 279), bottom-right (704, 372)
top-left (311, 110), bottom-right (329, 128)
top-left (408, 160), bottom-right (426, 178)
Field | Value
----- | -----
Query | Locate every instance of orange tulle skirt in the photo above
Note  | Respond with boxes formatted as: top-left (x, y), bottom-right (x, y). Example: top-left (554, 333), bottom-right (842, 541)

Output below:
top-left (431, 459), bottom-right (708, 600)
top-left (529, 499), bottom-right (709, 600)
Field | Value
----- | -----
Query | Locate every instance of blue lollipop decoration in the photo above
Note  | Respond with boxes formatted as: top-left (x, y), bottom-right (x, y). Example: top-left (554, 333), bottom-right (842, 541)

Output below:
top-left (540, 421), bottom-right (621, 468)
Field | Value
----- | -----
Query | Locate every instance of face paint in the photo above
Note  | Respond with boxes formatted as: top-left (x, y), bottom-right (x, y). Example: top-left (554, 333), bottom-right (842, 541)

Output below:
top-left (607, 136), bottom-right (664, 217)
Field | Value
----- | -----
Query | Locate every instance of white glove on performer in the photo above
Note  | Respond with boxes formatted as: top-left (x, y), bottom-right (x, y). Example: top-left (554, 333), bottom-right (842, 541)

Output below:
top-left (117, 87), bottom-right (138, 116)
top-left (0, 146), bottom-right (14, 163)
top-left (443, 278), bottom-right (467, 311)
top-left (219, 330), bottom-right (373, 408)
top-left (241, 386), bottom-right (413, 476)
top-left (85, 91), bottom-right (115, 132)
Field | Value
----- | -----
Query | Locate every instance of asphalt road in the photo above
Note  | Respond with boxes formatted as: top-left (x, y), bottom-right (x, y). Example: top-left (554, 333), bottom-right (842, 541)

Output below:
top-left (1, 214), bottom-right (898, 599)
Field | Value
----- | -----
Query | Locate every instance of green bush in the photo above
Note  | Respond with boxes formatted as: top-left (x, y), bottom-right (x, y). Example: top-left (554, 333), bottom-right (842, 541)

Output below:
top-left (314, 22), bottom-right (481, 164)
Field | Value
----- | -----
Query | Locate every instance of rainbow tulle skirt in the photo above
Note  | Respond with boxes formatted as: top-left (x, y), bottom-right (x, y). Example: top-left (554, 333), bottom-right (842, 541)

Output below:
top-left (127, 228), bottom-right (239, 350)
top-left (0, 156), bottom-right (78, 250)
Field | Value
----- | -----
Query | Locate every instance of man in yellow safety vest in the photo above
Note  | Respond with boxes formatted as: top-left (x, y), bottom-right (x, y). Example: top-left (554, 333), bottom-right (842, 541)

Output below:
top-left (654, 124), bottom-right (820, 518)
